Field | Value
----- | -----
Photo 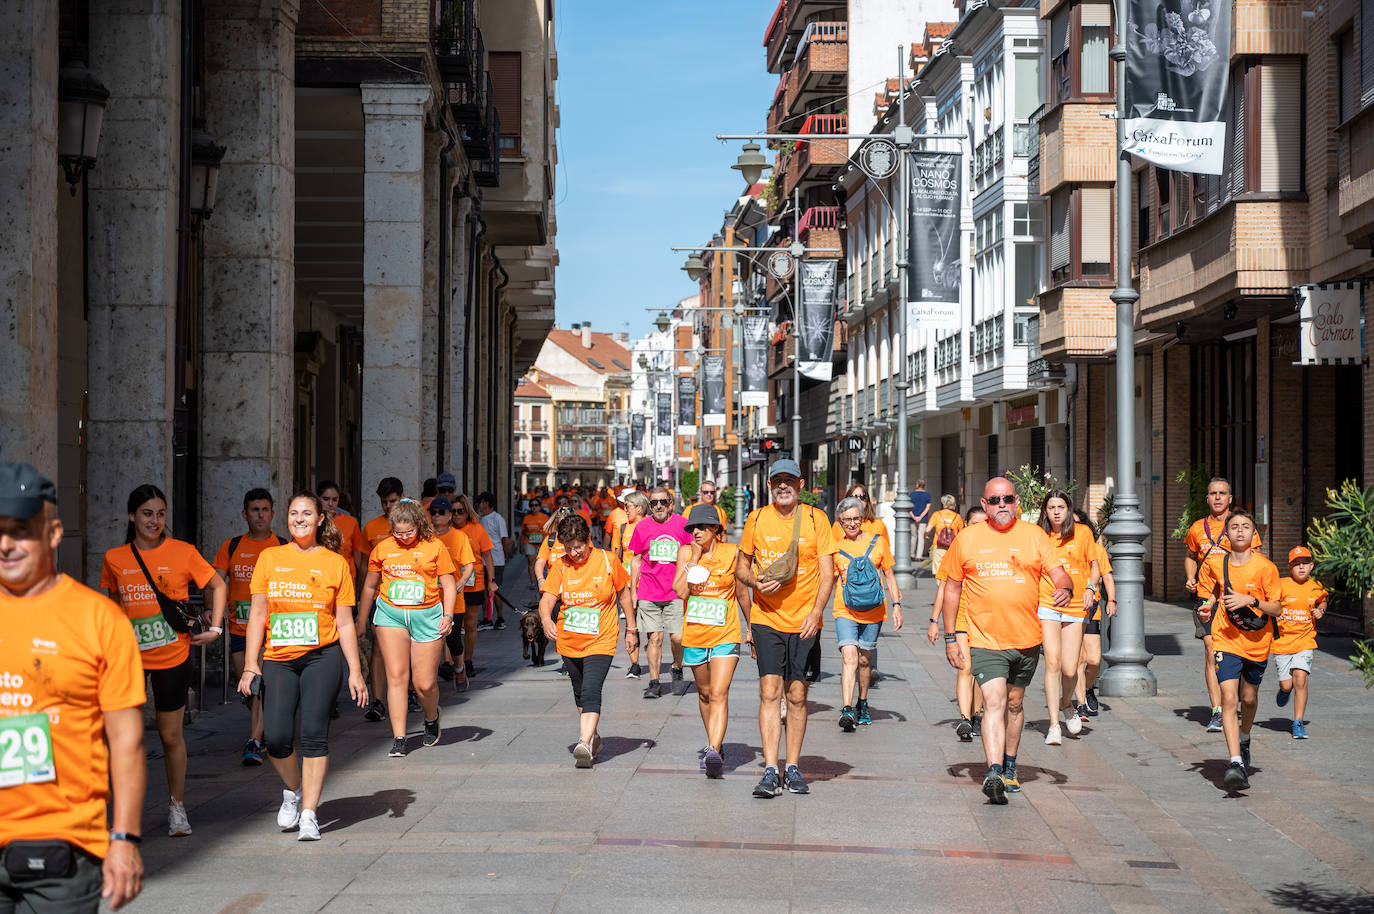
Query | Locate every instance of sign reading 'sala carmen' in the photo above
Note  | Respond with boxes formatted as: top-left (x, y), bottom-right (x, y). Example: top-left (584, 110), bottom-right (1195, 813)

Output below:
top-left (1296, 283), bottom-right (1364, 365)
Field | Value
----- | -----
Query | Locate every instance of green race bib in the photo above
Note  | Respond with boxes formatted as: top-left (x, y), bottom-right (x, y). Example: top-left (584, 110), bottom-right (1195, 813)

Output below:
top-left (562, 606), bottom-right (600, 635)
top-left (386, 579), bottom-right (426, 606)
top-left (234, 600), bottom-right (251, 625)
top-left (647, 539), bottom-right (679, 563)
top-left (685, 595), bottom-right (729, 627)
top-left (132, 616), bottom-right (177, 652)
top-left (0, 712), bottom-right (56, 787)
top-left (269, 612), bottom-right (320, 647)
top-left (528, 533), bottom-right (543, 544)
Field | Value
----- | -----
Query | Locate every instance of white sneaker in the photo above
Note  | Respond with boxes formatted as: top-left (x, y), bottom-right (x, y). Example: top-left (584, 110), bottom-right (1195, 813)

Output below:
top-left (1060, 707), bottom-right (1083, 737)
top-left (297, 809), bottom-right (321, 841)
top-left (1045, 724), bottom-right (1063, 746)
top-left (168, 798), bottom-right (192, 837)
top-left (277, 788), bottom-right (302, 828)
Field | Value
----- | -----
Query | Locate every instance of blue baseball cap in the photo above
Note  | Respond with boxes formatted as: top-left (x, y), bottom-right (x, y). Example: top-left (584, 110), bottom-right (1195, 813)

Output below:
top-left (0, 463), bottom-right (57, 519)
top-left (428, 496), bottom-right (453, 512)
top-left (436, 472), bottom-right (457, 488)
top-left (768, 458), bottom-right (802, 481)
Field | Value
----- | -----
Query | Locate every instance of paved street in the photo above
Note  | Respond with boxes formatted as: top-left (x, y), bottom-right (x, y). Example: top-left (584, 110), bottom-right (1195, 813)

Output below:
top-left (132, 556), bottom-right (1374, 913)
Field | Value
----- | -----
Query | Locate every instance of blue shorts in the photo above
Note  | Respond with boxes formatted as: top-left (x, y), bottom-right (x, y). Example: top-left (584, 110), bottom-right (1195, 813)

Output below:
top-left (834, 617), bottom-right (883, 650)
top-left (683, 643), bottom-right (741, 666)
top-left (229, 632), bottom-right (247, 654)
top-left (1215, 650), bottom-right (1266, 686)
top-left (373, 599), bottom-right (444, 643)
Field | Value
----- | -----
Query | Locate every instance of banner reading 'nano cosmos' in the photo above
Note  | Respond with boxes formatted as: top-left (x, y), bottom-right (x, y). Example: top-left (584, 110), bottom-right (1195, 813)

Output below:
top-left (741, 315), bottom-right (769, 407)
top-left (631, 417), bottom-right (644, 451)
top-left (1123, 0), bottom-right (1231, 174)
top-left (656, 392), bottom-right (672, 436)
top-left (702, 356), bottom-right (726, 427)
top-left (907, 151), bottom-right (961, 330)
top-left (797, 260), bottom-right (836, 382)
top-left (614, 426), bottom-right (629, 461)
top-left (677, 375), bottom-right (696, 435)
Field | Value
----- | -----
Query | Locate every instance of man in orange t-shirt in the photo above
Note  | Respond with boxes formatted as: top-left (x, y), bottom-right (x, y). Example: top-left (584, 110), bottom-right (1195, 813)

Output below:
top-left (1272, 546), bottom-right (1326, 739)
top-left (0, 463), bottom-right (146, 911)
top-left (363, 477), bottom-right (405, 550)
top-left (940, 477), bottom-right (1071, 805)
top-left (1196, 509), bottom-right (1282, 791)
top-left (736, 459), bottom-right (836, 797)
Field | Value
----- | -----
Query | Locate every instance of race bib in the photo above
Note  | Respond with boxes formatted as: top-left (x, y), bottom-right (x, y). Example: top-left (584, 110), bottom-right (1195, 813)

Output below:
top-left (528, 533), bottom-right (543, 544)
top-left (234, 600), bottom-right (251, 624)
top-left (132, 616), bottom-right (178, 652)
top-left (0, 713), bottom-right (55, 787)
top-left (647, 539), bottom-right (679, 563)
top-left (270, 612), bottom-right (320, 647)
top-left (462, 568), bottom-right (476, 588)
top-left (562, 606), bottom-right (600, 635)
top-left (387, 579), bottom-right (425, 606)
top-left (685, 595), bottom-right (728, 627)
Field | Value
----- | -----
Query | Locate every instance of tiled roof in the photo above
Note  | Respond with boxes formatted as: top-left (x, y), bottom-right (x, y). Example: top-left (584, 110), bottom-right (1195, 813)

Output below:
top-left (545, 329), bottom-right (634, 375)
top-left (515, 378), bottom-right (551, 399)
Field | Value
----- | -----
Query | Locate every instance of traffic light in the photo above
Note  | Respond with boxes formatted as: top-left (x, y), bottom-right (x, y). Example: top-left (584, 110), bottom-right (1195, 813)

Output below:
top-left (759, 437), bottom-right (786, 453)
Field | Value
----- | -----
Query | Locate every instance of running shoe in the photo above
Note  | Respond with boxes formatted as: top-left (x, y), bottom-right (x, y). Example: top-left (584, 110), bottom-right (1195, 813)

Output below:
top-left (1206, 709), bottom-right (1224, 732)
top-left (168, 798), bottom-right (192, 837)
top-left (838, 706), bottom-right (856, 732)
top-left (626, 663), bottom-right (642, 680)
top-left (643, 681), bottom-right (662, 699)
top-left (363, 699), bottom-right (385, 722)
top-left (477, 620), bottom-right (493, 632)
top-left (407, 690), bottom-right (421, 713)
top-left (1240, 739), bottom-right (1251, 771)
top-left (1045, 724), bottom-right (1062, 746)
top-left (1292, 719), bottom-right (1308, 739)
top-left (494, 617), bottom-right (507, 631)
top-left (783, 764), bottom-right (809, 794)
top-left (573, 740), bottom-right (593, 768)
top-left (1003, 769), bottom-right (1022, 793)
top-left (1085, 688), bottom-right (1100, 714)
top-left (1222, 761), bottom-right (1250, 790)
top-left (297, 809), bottom-right (321, 842)
top-left (671, 667), bottom-right (685, 694)
top-left (276, 788), bottom-right (302, 828)
top-left (1077, 704), bottom-right (1092, 723)
top-left (422, 710), bottom-right (442, 748)
top-left (753, 766), bottom-right (782, 798)
top-left (856, 700), bottom-right (872, 726)
top-left (438, 661), bottom-right (456, 682)
top-left (388, 737), bottom-right (408, 758)
top-left (699, 745), bottom-right (712, 769)
top-left (955, 718), bottom-right (974, 741)
top-left (591, 734), bottom-right (603, 758)
top-left (703, 747), bottom-right (724, 779)
top-left (464, 660), bottom-right (476, 678)
top-left (1060, 706), bottom-right (1082, 736)
top-left (982, 771), bottom-right (1008, 805)
top-left (1276, 685), bottom-right (1291, 708)
top-left (242, 738), bottom-right (264, 767)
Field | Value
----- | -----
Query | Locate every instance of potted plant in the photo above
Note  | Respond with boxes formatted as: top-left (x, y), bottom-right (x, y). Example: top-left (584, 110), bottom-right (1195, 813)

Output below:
top-left (1004, 464), bottom-right (1076, 524)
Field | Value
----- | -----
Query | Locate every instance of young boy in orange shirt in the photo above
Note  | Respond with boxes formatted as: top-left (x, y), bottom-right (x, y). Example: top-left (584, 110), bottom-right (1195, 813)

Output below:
top-left (1272, 546), bottom-right (1327, 740)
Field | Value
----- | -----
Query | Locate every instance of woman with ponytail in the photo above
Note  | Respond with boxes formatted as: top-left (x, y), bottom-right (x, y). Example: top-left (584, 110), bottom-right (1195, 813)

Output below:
top-left (237, 491), bottom-right (367, 840)
top-left (534, 504), bottom-right (577, 588)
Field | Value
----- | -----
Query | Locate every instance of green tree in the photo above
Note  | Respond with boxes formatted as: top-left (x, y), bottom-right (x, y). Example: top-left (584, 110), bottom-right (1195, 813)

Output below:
top-left (718, 485), bottom-right (738, 523)
top-left (1305, 479), bottom-right (1374, 685)
top-left (1170, 463), bottom-right (1211, 540)
top-left (679, 469), bottom-right (699, 503)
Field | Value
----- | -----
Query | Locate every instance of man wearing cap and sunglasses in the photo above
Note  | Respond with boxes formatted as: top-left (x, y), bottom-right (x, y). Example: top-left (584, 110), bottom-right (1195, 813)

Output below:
top-left (736, 459), bottom-right (837, 798)
top-left (682, 481), bottom-right (728, 532)
top-left (0, 463), bottom-right (146, 911)
top-left (627, 487), bottom-right (693, 698)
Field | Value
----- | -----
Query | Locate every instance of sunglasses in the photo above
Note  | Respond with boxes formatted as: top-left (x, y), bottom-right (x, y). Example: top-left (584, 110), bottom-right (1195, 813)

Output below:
top-left (854, 493), bottom-right (869, 501)
top-left (700, 489), bottom-right (716, 495)
top-left (437, 487), bottom-right (456, 493)
top-left (428, 509), bottom-right (449, 516)
top-left (984, 494), bottom-right (1018, 506)
top-left (649, 499), bottom-right (671, 506)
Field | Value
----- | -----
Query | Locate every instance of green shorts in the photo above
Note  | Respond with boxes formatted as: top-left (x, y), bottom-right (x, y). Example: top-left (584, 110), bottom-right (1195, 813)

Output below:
top-left (970, 646), bottom-right (1042, 688)
top-left (374, 598), bottom-right (444, 643)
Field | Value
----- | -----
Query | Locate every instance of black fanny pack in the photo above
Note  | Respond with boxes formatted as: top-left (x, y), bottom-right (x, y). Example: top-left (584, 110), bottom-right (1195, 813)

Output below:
top-left (131, 544), bottom-right (202, 635)
top-left (2, 840), bottom-right (75, 878)
top-left (1221, 559), bottom-right (1278, 634)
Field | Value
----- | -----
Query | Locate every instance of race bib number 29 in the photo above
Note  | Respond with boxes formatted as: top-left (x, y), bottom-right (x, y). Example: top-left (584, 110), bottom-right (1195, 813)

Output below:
top-left (0, 713), bottom-right (56, 787)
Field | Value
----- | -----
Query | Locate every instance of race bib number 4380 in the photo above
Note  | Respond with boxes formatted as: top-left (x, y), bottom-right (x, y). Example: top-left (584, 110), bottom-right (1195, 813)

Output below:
top-left (270, 612), bottom-right (320, 647)
top-left (0, 713), bottom-right (56, 787)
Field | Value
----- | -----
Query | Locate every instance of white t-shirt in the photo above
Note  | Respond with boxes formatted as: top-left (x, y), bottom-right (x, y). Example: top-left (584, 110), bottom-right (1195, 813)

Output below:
top-left (479, 510), bottom-right (509, 566)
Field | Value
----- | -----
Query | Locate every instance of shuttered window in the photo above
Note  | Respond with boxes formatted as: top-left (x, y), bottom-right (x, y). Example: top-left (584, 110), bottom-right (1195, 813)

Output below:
top-left (1080, 187), bottom-right (1111, 272)
top-left (489, 51), bottom-right (522, 155)
top-left (1050, 190), bottom-right (1070, 274)
top-left (1228, 69), bottom-right (1246, 198)
top-left (1363, 0), bottom-right (1374, 107)
top-left (1338, 32), bottom-right (1355, 123)
top-left (1259, 59), bottom-right (1303, 192)
top-left (1079, 3), bottom-right (1112, 95)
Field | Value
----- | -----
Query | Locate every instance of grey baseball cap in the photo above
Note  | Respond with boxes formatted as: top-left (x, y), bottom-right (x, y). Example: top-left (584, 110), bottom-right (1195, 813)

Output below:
top-left (685, 504), bottom-right (725, 530)
top-left (767, 458), bottom-right (802, 480)
top-left (0, 463), bottom-right (57, 519)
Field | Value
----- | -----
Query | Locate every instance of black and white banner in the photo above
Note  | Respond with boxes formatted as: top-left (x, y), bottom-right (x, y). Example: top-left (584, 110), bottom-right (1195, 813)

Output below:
top-left (677, 375), bottom-right (696, 435)
top-left (614, 426), bottom-right (629, 462)
top-left (656, 392), bottom-right (673, 436)
top-left (741, 315), bottom-right (769, 407)
top-left (908, 151), bottom-right (962, 331)
top-left (1296, 283), bottom-right (1363, 365)
top-left (631, 416), bottom-right (644, 451)
top-left (1123, 0), bottom-right (1230, 174)
top-left (797, 260), bottom-right (836, 382)
top-left (702, 356), bottom-right (726, 427)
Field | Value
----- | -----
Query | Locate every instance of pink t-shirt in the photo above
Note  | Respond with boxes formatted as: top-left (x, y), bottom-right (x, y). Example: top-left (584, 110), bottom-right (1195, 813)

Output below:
top-left (628, 514), bottom-right (692, 602)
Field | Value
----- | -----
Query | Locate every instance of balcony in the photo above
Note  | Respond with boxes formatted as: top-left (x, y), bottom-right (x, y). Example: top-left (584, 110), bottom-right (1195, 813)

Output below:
top-left (1037, 102), bottom-right (1114, 196)
top-left (431, 0), bottom-right (476, 85)
top-left (764, 0), bottom-right (802, 74)
top-left (797, 205), bottom-right (840, 253)
top-left (766, 76), bottom-right (790, 135)
top-left (784, 22), bottom-right (847, 117)
top-left (473, 94), bottom-right (501, 186)
top-left (973, 126), bottom-right (1004, 186)
top-left (783, 114), bottom-right (848, 197)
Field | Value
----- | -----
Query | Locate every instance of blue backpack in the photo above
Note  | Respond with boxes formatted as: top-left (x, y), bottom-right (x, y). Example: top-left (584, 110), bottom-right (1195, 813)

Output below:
top-left (841, 535), bottom-right (885, 610)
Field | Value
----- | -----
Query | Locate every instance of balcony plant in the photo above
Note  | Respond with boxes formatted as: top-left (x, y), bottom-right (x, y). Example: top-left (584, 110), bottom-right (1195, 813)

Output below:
top-left (1305, 481), bottom-right (1374, 673)
top-left (1169, 463), bottom-right (1210, 540)
top-left (1005, 464), bottom-right (1076, 523)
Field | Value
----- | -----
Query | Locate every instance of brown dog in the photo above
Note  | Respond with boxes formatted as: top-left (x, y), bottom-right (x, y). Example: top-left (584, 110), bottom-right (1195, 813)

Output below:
top-left (519, 612), bottom-right (547, 667)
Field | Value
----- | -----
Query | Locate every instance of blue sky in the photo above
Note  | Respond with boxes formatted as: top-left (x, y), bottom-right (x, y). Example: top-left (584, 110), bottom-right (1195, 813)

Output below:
top-left (554, 1), bottom-right (779, 337)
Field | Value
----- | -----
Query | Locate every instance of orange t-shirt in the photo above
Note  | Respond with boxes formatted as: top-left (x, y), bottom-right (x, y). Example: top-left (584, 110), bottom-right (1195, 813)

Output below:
top-left (683, 502), bottom-right (729, 529)
top-left (333, 513), bottom-right (368, 559)
top-left (212, 533), bottom-right (284, 636)
top-left (1094, 540), bottom-right (1114, 575)
top-left (250, 545), bottom-right (356, 662)
top-left (522, 512), bottom-right (550, 548)
top-left (598, 496), bottom-right (616, 521)
top-left (739, 504), bottom-right (837, 633)
top-left (682, 542), bottom-right (742, 649)
top-left (0, 576), bottom-right (145, 859)
top-left (929, 509), bottom-right (964, 546)
top-left (101, 539), bottom-right (216, 670)
top-left (936, 548), bottom-right (973, 632)
top-left (1272, 576), bottom-right (1326, 655)
top-left (832, 531), bottom-right (894, 623)
top-left (537, 535), bottom-right (568, 566)
top-left (460, 521), bottom-right (494, 591)
top-left (369, 536), bottom-right (456, 609)
top-left (1185, 515), bottom-right (1262, 563)
top-left (604, 506), bottom-right (629, 536)
top-left (436, 528), bottom-right (477, 576)
top-left (577, 505), bottom-right (592, 524)
top-left (942, 519), bottom-right (1057, 651)
top-left (363, 515), bottom-right (392, 550)
top-left (611, 518), bottom-right (639, 573)
top-left (1196, 551), bottom-right (1282, 661)
top-left (541, 549), bottom-right (629, 658)
top-left (1038, 524), bottom-right (1098, 618)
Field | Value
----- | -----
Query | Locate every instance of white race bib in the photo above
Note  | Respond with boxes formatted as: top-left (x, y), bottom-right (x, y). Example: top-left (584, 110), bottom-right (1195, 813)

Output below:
top-left (562, 606), bottom-right (600, 635)
top-left (0, 713), bottom-right (55, 787)
top-left (647, 539), bottom-right (679, 563)
top-left (684, 595), bottom-right (728, 627)
top-left (386, 579), bottom-right (425, 606)
top-left (132, 616), bottom-right (178, 651)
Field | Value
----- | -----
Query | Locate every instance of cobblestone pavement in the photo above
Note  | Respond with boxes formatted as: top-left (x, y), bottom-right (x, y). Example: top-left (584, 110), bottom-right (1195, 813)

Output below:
top-left (131, 555), bottom-right (1374, 913)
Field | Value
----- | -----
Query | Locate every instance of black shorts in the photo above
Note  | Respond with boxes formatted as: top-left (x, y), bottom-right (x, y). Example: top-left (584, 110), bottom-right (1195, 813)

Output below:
top-left (148, 657), bottom-right (193, 713)
top-left (751, 624), bottom-right (818, 684)
top-left (1193, 604), bottom-right (1213, 640)
top-left (1084, 599), bottom-right (1102, 636)
top-left (462, 591), bottom-right (485, 610)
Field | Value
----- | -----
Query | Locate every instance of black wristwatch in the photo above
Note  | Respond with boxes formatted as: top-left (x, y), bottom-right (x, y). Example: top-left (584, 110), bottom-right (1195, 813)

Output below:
top-left (110, 832), bottom-right (142, 845)
top-left (1250, 597), bottom-right (1260, 609)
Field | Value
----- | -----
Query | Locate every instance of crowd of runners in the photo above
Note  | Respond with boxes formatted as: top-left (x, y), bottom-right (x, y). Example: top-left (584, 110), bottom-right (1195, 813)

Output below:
top-left (0, 458), bottom-right (1334, 909)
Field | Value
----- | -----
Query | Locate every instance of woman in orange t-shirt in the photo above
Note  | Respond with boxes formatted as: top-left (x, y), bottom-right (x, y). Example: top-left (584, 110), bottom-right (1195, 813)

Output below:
top-left (538, 513), bottom-right (634, 768)
top-left (451, 494), bottom-right (495, 677)
top-left (240, 491), bottom-right (366, 840)
top-left (101, 484), bottom-right (226, 837)
top-left (535, 505), bottom-right (576, 586)
top-left (317, 479), bottom-right (368, 574)
top-left (832, 495), bottom-right (902, 731)
top-left (358, 499), bottom-right (458, 758)
top-left (1037, 491), bottom-right (1101, 747)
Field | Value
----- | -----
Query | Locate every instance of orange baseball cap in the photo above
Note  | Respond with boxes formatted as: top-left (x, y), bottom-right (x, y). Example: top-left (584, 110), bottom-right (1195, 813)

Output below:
top-left (1287, 546), bottom-right (1313, 564)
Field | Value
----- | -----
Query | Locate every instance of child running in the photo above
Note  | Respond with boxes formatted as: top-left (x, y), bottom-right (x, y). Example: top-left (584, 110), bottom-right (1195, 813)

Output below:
top-left (1272, 546), bottom-right (1327, 739)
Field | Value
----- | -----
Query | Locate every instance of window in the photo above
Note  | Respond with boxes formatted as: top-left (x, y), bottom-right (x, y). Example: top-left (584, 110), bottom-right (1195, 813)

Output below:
top-left (1048, 186), bottom-right (1111, 284)
top-left (1014, 55), bottom-right (1041, 120)
top-left (1050, 3), bottom-right (1113, 104)
top-left (1049, 189), bottom-right (1070, 282)
top-left (1050, 9), bottom-right (1070, 104)
top-left (1013, 202), bottom-right (1043, 237)
top-left (1014, 244), bottom-right (1042, 307)
top-left (1080, 187), bottom-right (1111, 274)
top-left (1339, 32), bottom-right (1355, 123)
top-left (1258, 58), bottom-right (1302, 192)
top-left (489, 51), bottom-right (522, 156)
top-left (1364, 0), bottom-right (1374, 108)
top-left (1079, 4), bottom-right (1112, 94)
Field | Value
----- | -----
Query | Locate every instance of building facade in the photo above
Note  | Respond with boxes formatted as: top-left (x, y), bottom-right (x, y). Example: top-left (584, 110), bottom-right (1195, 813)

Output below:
top-left (532, 325), bottom-right (634, 487)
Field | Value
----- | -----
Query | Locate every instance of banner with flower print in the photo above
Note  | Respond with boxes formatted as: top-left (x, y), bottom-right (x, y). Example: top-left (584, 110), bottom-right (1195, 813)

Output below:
top-left (1123, 0), bottom-right (1231, 175)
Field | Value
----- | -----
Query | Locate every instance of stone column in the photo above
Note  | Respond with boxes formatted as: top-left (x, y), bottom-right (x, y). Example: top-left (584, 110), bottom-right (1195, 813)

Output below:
top-left (446, 195), bottom-right (474, 483)
top-left (85, 0), bottom-right (181, 577)
top-left (0, 0), bottom-right (58, 471)
top-left (199, 0), bottom-right (298, 547)
top-left (360, 83), bottom-right (430, 496)
top-left (420, 128), bottom-right (442, 478)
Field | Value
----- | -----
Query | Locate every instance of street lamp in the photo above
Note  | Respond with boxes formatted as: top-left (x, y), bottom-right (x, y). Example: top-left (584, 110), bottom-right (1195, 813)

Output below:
top-left (189, 125), bottom-right (227, 224)
top-left (731, 141), bottom-right (770, 187)
top-left (682, 254), bottom-right (706, 282)
top-left (654, 311), bottom-right (671, 334)
top-left (57, 60), bottom-right (109, 195)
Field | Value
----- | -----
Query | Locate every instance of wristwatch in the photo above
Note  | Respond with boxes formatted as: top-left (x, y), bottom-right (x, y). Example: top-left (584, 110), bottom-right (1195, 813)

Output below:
top-left (207, 626), bottom-right (223, 635)
top-left (110, 832), bottom-right (142, 845)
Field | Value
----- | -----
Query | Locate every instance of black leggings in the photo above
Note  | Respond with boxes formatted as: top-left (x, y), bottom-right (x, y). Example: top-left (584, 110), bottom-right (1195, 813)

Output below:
top-left (262, 642), bottom-right (343, 759)
top-left (563, 653), bottom-right (612, 714)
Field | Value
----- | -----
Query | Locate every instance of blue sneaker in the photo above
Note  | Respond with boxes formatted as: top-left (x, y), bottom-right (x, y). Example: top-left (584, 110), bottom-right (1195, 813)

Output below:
top-left (1276, 686), bottom-right (1291, 708)
top-left (753, 766), bottom-right (782, 798)
top-left (856, 700), bottom-right (872, 726)
top-left (1292, 719), bottom-right (1308, 739)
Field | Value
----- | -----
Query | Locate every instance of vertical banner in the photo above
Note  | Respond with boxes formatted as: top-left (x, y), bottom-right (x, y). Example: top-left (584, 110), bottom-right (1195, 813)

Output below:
top-left (656, 392), bottom-right (673, 435)
top-left (614, 426), bottom-right (629, 461)
top-left (1296, 283), bottom-right (1363, 365)
top-left (797, 260), bottom-right (836, 381)
top-left (702, 356), bottom-right (726, 426)
top-left (677, 375), bottom-right (697, 435)
top-left (741, 315), bottom-right (769, 407)
top-left (631, 416), bottom-right (644, 451)
top-left (1124, 0), bottom-right (1231, 174)
top-left (908, 151), bottom-right (962, 330)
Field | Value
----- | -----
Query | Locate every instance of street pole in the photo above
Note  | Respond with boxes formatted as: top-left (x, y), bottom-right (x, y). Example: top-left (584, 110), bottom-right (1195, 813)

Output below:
top-left (735, 313), bottom-right (747, 538)
top-left (791, 186), bottom-right (803, 464)
top-left (891, 45), bottom-right (916, 593)
top-left (1098, 0), bottom-right (1156, 697)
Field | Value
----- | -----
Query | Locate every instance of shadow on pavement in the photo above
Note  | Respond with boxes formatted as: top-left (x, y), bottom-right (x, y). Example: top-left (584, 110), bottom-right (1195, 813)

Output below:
top-left (1187, 758), bottom-right (1263, 796)
top-left (1268, 881), bottom-right (1374, 913)
top-left (571, 735), bottom-right (656, 763)
top-left (1255, 716), bottom-right (1298, 735)
top-left (1145, 633), bottom-right (1185, 656)
top-left (437, 725), bottom-right (493, 745)
top-left (317, 788), bottom-right (417, 832)
top-left (946, 762), bottom-right (989, 783)
top-left (865, 706), bottom-right (908, 722)
top-left (1172, 706), bottom-right (1213, 727)
top-left (794, 755), bottom-right (854, 781)
top-left (720, 742), bottom-right (761, 772)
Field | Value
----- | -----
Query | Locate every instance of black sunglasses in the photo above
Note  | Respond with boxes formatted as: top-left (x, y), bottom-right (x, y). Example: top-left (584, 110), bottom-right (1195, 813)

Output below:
top-left (984, 494), bottom-right (1018, 506)
top-left (428, 508), bottom-right (449, 516)
top-left (854, 493), bottom-right (869, 500)
top-left (649, 499), bottom-right (671, 506)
